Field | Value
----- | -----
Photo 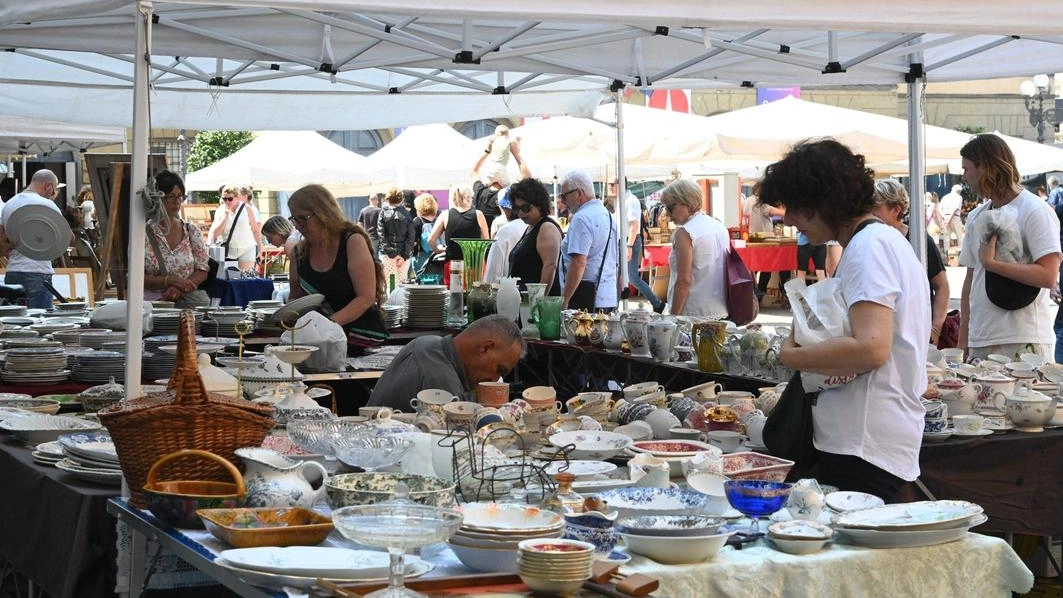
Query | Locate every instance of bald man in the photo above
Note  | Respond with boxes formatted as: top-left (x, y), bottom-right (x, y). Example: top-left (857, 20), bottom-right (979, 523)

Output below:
top-left (0, 170), bottom-right (64, 308)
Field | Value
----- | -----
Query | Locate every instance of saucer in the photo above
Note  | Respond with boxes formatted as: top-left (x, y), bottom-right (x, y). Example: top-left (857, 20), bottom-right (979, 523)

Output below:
top-left (743, 441), bottom-right (769, 451)
top-left (922, 429), bottom-right (954, 442)
top-left (599, 550), bottom-right (631, 564)
top-left (952, 429), bottom-right (993, 437)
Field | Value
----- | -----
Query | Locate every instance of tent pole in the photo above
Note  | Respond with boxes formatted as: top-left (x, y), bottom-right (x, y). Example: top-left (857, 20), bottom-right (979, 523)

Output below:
top-left (616, 92), bottom-right (629, 307)
top-left (124, 0), bottom-right (152, 398)
top-left (906, 54), bottom-right (927, 271)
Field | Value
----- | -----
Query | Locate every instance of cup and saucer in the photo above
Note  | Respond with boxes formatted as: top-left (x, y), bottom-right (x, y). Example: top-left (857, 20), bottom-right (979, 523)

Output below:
top-left (952, 428), bottom-right (993, 437)
top-left (922, 428), bottom-right (955, 443)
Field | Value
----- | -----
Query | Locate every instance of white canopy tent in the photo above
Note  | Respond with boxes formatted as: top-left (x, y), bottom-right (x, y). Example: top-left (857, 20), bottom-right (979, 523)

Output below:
top-left (0, 115), bottom-right (126, 154)
top-left (4, 0), bottom-right (1063, 391)
top-left (183, 129), bottom-right (388, 193)
top-left (359, 124), bottom-right (473, 191)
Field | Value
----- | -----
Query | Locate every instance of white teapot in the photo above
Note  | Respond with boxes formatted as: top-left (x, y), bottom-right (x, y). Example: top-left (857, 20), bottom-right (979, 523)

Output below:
top-left (785, 478), bottom-right (826, 522)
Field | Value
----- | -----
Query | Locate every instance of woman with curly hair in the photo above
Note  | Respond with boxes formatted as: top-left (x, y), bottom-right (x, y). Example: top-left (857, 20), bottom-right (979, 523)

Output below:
top-left (759, 139), bottom-right (929, 500)
top-left (287, 184), bottom-right (387, 348)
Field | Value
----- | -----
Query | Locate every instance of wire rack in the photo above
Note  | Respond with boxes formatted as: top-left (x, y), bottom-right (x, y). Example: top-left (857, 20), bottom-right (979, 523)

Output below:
top-left (436, 427), bottom-right (569, 504)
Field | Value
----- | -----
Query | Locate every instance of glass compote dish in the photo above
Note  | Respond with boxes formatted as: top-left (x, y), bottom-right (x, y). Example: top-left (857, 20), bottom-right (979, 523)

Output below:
top-left (333, 482), bottom-right (463, 598)
top-left (451, 239), bottom-right (495, 289)
top-left (286, 419), bottom-right (369, 473)
top-left (336, 437), bottom-right (413, 473)
top-left (723, 479), bottom-right (792, 536)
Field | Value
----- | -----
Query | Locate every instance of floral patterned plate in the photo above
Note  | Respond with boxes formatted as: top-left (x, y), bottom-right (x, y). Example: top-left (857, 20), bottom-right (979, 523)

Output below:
top-left (459, 502), bottom-right (563, 534)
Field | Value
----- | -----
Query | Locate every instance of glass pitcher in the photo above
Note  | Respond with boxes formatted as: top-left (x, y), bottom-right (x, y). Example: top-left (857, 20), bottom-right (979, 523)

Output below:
top-left (532, 296), bottom-right (563, 340)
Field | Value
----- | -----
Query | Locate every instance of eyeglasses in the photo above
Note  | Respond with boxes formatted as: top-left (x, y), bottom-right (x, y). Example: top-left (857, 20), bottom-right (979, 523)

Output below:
top-left (513, 203), bottom-right (532, 214)
top-left (289, 213), bottom-right (314, 227)
top-left (164, 192), bottom-right (186, 202)
top-left (222, 196), bottom-right (237, 202)
top-left (664, 203), bottom-right (677, 213)
top-left (557, 189), bottom-right (578, 201)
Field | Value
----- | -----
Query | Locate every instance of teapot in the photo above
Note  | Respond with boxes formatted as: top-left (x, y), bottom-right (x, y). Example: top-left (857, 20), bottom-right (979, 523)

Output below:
top-left (690, 321), bottom-right (727, 373)
top-left (973, 371), bottom-right (1016, 413)
top-left (235, 447), bottom-right (328, 509)
top-left (785, 478), bottom-right (826, 522)
top-left (1004, 381), bottom-right (1054, 433)
top-left (565, 311), bottom-right (596, 346)
top-left (589, 312), bottom-right (608, 349)
top-left (601, 311), bottom-right (625, 352)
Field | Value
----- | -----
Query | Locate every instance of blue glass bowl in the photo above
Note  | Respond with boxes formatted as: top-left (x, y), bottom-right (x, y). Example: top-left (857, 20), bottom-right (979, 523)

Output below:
top-left (724, 480), bottom-right (793, 518)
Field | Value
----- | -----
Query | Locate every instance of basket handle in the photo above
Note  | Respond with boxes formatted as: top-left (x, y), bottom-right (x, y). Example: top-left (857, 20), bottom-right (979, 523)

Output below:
top-left (145, 449), bottom-right (246, 499)
top-left (168, 310), bottom-right (210, 405)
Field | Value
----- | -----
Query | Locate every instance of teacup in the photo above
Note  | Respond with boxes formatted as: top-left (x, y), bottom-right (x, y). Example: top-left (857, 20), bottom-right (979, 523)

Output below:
top-left (706, 430), bottom-right (742, 452)
top-left (631, 389), bottom-right (667, 407)
top-left (923, 417), bottom-right (948, 433)
top-left (922, 400), bottom-right (948, 419)
top-left (953, 414), bottom-right (984, 434)
top-left (681, 382), bottom-right (723, 402)
top-left (474, 407), bottom-right (505, 429)
top-left (359, 406), bottom-right (389, 419)
top-left (716, 391), bottom-right (755, 406)
top-left (729, 399), bottom-right (759, 424)
top-left (644, 408), bottom-right (682, 439)
top-left (522, 385), bottom-right (557, 405)
top-left (476, 381), bottom-right (510, 406)
top-left (668, 395), bottom-right (700, 423)
top-left (414, 412), bottom-right (445, 432)
top-left (669, 427), bottom-right (704, 441)
top-left (443, 401), bottom-right (483, 430)
top-left (567, 392), bottom-right (612, 413)
top-left (623, 381), bottom-right (663, 399)
top-left (414, 388), bottom-right (458, 407)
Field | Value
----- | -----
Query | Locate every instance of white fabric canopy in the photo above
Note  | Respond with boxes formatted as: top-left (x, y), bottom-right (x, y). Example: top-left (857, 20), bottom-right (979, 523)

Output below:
top-left (359, 124), bottom-right (472, 191)
top-left (184, 130), bottom-right (388, 192)
top-left (0, 115), bottom-right (125, 154)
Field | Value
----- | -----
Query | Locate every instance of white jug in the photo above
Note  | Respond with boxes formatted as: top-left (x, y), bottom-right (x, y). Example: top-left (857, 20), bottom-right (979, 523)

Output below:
top-left (495, 277), bottom-right (521, 323)
top-left (235, 447), bottom-right (328, 509)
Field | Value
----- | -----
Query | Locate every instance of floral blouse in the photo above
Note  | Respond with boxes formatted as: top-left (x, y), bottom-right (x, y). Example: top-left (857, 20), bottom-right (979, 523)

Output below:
top-left (145, 219), bottom-right (209, 280)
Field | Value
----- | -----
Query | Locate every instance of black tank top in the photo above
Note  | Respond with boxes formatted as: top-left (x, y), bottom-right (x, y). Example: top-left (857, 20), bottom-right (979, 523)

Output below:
top-left (444, 208), bottom-right (482, 260)
top-left (508, 217), bottom-right (561, 295)
top-left (297, 231), bottom-right (357, 314)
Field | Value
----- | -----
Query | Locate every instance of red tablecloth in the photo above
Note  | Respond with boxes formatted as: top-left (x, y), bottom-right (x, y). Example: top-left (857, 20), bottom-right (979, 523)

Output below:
top-left (644, 243), bottom-right (798, 272)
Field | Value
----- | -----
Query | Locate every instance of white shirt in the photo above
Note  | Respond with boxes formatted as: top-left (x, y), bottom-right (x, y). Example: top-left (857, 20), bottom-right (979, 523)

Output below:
top-left (1, 191), bottom-right (61, 273)
top-left (665, 212), bottom-right (729, 317)
top-left (742, 194), bottom-right (774, 234)
top-left (939, 190), bottom-right (963, 222)
top-left (483, 218), bottom-right (528, 284)
top-left (959, 189), bottom-right (1060, 348)
top-left (211, 202), bottom-right (256, 253)
top-left (814, 222), bottom-right (930, 482)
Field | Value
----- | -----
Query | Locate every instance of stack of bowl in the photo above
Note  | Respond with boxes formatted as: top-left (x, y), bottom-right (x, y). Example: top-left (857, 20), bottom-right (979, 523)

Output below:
top-left (765, 520), bottom-right (833, 555)
top-left (517, 538), bottom-right (595, 594)
top-left (447, 502), bottom-right (564, 573)
top-left (522, 386), bottom-right (561, 431)
top-left (565, 392), bottom-right (613, 423)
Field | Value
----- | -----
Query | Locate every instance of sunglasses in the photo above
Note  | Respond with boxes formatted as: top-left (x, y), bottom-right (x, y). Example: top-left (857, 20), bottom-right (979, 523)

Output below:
top-left (289, 213), bottom-right (314, 227)
top-left (222, 196), bottom-right (237, 202)
top-left (513, 203), bottom-right (532, 214)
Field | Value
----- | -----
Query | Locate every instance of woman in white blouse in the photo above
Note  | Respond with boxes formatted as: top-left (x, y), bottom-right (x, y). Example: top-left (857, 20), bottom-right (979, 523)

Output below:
top-left (660, 178), bottom-right (730, 317)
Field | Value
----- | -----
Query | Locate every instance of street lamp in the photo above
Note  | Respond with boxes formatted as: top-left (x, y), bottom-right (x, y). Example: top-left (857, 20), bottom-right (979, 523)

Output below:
top-left (1019, 74), bottom-right (1058, 144)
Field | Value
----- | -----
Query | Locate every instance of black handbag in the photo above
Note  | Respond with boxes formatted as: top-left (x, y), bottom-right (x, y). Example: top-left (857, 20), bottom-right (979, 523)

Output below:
top-left (763, 371), bottom-right (819, 467)
top-left (566, 214), bottom-right (613, 311)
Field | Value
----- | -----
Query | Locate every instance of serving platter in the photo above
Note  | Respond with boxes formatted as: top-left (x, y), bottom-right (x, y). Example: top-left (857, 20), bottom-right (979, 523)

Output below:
top-left (6, 204), bottom-right (72, 261)
top-left (834, 500), bottom-right (983, 531)
top-left (214, 554), bottom-right (431, 590)
top-left (541, 460), bottom-right (616, 479)
top-left (55, 458), bottom-right (123, 485)
top-left (837, 514), bottom-right (987, 549)
top-left (220, 547), bottom-right (400, 578)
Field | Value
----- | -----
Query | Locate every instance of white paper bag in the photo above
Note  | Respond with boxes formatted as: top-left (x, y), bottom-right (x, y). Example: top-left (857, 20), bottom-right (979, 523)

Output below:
top-left (91, 301), bottom-right (153, 333)
top-left (279, 311), bottom-right (347, 372)
top-left (783, 278), bottom-right (858, 393)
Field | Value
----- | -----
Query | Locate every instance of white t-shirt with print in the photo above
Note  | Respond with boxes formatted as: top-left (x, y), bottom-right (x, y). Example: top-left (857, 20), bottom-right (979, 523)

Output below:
top-left (959, 189), bottom-right (1060, 348)
top-left (812, 222), bottom-right (930, 482)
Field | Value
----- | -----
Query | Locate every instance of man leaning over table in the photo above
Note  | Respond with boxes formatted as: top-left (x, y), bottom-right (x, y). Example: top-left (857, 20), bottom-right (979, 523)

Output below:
top-left (366, 315), bottom-right (524, 411)
top-left (0, 169), bottom-right (65, 309)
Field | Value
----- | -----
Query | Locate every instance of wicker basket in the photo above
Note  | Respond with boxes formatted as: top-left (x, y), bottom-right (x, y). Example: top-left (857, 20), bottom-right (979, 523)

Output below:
top-left (99, 311), bottom-right (274, 507)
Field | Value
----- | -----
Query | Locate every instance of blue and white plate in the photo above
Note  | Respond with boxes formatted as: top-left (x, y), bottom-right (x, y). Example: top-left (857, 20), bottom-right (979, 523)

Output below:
top-left (58, 432), bottom-right (118, 464)
top-left (596, 487), bottom-right (710, 520)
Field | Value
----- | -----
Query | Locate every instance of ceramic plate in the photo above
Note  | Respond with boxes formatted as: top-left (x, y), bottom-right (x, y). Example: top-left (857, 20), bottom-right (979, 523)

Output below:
top-left (823, 491), bottom-right (887, 514)
top-left (460, 503), bottom-right (564, 533)
top-left (952, 429), bottom-right (993, 437)
top-left (274, 295), bottom-right (325, 324)
top-left (596, 487), bottom-right (710, 520)
top-left (35, 440), bottom-right (65, 458)
top-left (58, 432), bottom-right (118, 462)
top-left (542, 460), bottom-right (617, 479)
top-left (629, 439), bottom-right (721, 457)
top-left (214, 554), bottom-right (431, 590)
top-left (922, 429), bottom-right (954, 442)
top-left (54, 459), bottom-right (123, 485)
top-left (6, 204), bottom-right (72, 261)
top-left (834, 500), bottom-right (983, 531)
top-left (220, 547), bottom-right (406, 578)
top-left (570, 477), bottom-right (636, 493)
top-left (837, 514), bottom-right (987, 549)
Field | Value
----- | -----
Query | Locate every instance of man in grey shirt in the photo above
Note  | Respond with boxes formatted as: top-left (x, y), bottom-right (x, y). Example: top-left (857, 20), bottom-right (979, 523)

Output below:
top-left (367, 315), bottom-right (524, 411)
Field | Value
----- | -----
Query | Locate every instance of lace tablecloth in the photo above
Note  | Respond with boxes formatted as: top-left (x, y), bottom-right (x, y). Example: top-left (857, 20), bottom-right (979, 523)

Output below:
top-left (620, 531), bottom-right (1033, 598)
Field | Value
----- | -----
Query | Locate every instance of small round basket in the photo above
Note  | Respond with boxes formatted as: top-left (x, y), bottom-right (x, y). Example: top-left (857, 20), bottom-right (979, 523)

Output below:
top-left (143, 449), bottom-right (246, 528)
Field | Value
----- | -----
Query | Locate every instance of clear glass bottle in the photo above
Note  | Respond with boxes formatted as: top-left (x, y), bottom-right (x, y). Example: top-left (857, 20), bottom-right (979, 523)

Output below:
top-left (446, 260), bottom-right (466, 328)
top-left (542, 472), bottom-right (582, 514)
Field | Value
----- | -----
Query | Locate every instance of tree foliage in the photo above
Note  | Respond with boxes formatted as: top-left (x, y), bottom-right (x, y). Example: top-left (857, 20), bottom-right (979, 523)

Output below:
top-left (185, 130), bottom-right (253, 202)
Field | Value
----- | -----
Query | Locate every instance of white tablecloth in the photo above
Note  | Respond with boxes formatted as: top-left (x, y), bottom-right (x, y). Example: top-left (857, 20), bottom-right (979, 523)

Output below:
top-left (619, 532), bottom-right (1033, 598)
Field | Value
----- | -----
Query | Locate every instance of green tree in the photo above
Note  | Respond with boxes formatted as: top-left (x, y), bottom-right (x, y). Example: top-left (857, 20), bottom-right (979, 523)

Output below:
top-left (954, 125), bottom-right (986, 135)
top-left (186, 130), bottom-right (253, 201)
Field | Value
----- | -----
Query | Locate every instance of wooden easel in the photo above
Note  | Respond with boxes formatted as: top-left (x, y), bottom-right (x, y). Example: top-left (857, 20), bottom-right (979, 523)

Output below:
top-left (95, 163), bottom-right (126, 300)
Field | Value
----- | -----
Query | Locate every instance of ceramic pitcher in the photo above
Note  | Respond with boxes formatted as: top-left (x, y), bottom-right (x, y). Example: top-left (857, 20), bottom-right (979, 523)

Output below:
top-left (691, 321), bottom-right (727, 373)
top-left (602, 312), bottom-right (625, 352)
top-left (235, 447), bottom-right (328, 509)
top-left (621, 309), bottom-right (655, 357)
top-left (647, 318), bottom-right (679, 362)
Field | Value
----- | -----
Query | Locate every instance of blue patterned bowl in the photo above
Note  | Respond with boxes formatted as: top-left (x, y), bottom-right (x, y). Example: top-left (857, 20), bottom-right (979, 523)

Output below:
top-left (595, 487), bottom-right (710, 520)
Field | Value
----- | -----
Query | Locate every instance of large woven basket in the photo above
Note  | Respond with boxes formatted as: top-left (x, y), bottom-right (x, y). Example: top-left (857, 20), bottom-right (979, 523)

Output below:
top-left (99, 311), bottom-right (274, 507)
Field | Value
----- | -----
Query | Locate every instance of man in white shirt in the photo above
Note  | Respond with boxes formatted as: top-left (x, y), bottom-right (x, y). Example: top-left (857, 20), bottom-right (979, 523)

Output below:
top-left (610, 181), bottom-right (663, 312)
top-left (0, 170), bottom-right (64, 309)
top-left (559, 170), bottom-right (618, 311)
top-left (938, 184), bottom-right (964, 253)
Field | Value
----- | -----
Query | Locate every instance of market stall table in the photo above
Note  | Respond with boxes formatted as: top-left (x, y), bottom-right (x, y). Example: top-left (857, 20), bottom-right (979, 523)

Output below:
top-left (644, 242), bottom-right (797, 272)
top-left (108, 497), bottom-right (1032, 598)
top-left (208, 278), bottom-right (275, 308)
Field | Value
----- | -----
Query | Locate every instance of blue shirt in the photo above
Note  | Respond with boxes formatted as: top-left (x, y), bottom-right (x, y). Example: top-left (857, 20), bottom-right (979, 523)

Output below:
top-left (797, 232), bottom-right (809, 246)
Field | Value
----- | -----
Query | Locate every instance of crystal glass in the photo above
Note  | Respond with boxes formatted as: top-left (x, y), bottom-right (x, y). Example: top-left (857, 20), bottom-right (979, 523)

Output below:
top-left (336, 437), bottom-right (412, 473)
top-left (333, 484), bottom-right (464, 598)
top-left (286, 419), bottom-right (369, 472)
top-left (723, 479), bottom-right (792, 535)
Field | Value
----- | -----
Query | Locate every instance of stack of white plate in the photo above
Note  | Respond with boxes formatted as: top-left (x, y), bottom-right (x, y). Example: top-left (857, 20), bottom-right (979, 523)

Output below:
top-left (832, 500), bottom-right (987, 548)
top-left (201, 310), bottom-right (254, 337)
top-left (64, 347), bottom-right (97, 367)
top-left (51, 327), bottom-right (111, 346)
top-left (249, 308), bottom-right (284, 333)
top-left (0, 316), bottom-right (35, 327)
top-left (32, 440), bottom-right (64, 466)
top-left (55, 432), bottom-right (123, 486)
top-left (72, 351), bottom-right (126, 383)
top-left (0, 347), bottom-right (70, 384)
top-left (152, 311), bottom-right (204, 335)
top-left (448, 503), bottom-right (564, 573)
top-left (78, 331), bottom-right (130, 349)
top-left (0, 305), bottom-right (28, 318)
top-left (54, 302), bottom-right (88, 313)
top-left (382, 305), bottom-right (403, 329)
top-left (3, 338), bottom-right (62, 350)
top-left (248, 300), bottom-right (283, 310)
top-left (404, 285), bottom-right (446, 329)
top-left (29, 321), bottom-right (79, 336)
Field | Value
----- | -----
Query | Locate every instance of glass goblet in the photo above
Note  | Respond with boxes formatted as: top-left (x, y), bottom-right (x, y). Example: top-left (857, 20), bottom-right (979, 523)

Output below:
top-left (336, 437), bottom-right (412, 473)
top-left (723, 479), bottom-right (792, 536)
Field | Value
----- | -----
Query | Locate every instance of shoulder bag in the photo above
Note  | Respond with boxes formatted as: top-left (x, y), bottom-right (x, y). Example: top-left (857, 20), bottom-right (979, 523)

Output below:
top-left (568, 215), bottom-right (613, 311)
top-left (762, 371), bottom-right (819, 466)
top-left (200, 204), bottom-right (243, 290)
top-left (724, 239), bottom-right (758, 325)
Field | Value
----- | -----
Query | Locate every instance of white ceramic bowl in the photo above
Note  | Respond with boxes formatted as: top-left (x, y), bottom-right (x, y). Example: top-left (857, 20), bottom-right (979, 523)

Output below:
top-left (596, 487), bottom-right (710, 520)
top-left (548, 431), bottom-right (632, 460)
top-left (0, 414), bottom-right (103, 446)
top-left (448, 542), bottom-right (517, 573)
top-left (769, 535), bottom-right (831, 555)
top-left (619, 527), bottom-right (735, 563)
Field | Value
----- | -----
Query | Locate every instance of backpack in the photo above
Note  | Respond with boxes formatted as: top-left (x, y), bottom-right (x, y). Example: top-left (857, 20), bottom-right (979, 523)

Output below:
top-left (416, 218), bottom-right (435, 255)
top-left (379, 206), bottom-right (411, 258)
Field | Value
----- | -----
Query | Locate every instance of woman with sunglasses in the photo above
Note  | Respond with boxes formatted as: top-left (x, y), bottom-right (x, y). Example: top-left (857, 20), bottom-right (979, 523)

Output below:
top-left (659, 178), bottom-right (730, 317)
top-left (206, 185), bottom-right (260, 271)
top-left (287, 184), bottom-right (388, 349)
top-left (506, 178), bottom-right (561, 294)
top-left (144, 170), bottom-right (211, 308)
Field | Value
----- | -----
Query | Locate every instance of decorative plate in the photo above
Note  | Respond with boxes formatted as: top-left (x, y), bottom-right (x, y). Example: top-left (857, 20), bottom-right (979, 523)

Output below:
top-left (273, 294), bottom-right (326, 324)
top-left (596, 487), bottom-right (710, 520)
top-left (35, 440), bottom-right (65, 458)
top-left (834, 500), bottom-right (983, 531)
top-left (541, 460), bottom-right (617, 479)
top-left (825, 491), bottom-right (886, 514)
top-left (5, 204), bottom-right (72, 261)
top-left (220, 546), bottom-right (399, 578)
top-left (214, 556), bottom-right (431, 590)
top-left (58, 432), bottom-right (118, 462)
top-left (837, 514), bottom-right (987, 549)
top-left (629, 439), bottom-right (722, 457)
top-left (459, 503), bottom-right (564, 533)
top-left (922, 429), bottom-right (954, 443)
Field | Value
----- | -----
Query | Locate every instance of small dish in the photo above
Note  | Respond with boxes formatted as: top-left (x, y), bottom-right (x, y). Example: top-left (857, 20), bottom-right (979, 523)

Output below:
top-left (824, 491), bottom-right (885, 513)
top-left (197, 507), bottom-right (333, 548)
top-left (952, 429), bottom-right (993, 437)
top-left (767, 519), bottom-right (833, 541)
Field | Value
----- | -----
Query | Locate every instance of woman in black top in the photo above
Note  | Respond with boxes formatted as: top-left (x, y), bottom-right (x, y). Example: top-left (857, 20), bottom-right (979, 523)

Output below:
top-left (507, 178), bottom-right (562, 295)
top-left (428, 184), bottom-right (489, 260)
top-left (287, 184), bottom-right (387, 345)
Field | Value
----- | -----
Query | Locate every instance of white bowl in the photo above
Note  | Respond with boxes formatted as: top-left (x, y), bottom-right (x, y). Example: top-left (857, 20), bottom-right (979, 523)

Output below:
top-left (548, 431), bottom-right (632, 460)
top-left (596, 487), bottom-right (710, 520)
top-left (448, 543), bottom-right (517, 573)
top-left (0, 414), bottom-right (103, 446)
top-left (619, 527), bottom-right (735, 563)
top-left (769, 535), bottom-right (831, 555)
